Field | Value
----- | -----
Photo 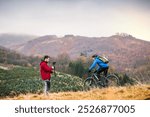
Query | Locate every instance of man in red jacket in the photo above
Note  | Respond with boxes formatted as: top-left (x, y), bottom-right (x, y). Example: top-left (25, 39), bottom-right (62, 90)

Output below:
top-left (40, 55), bottom-right (53, 95)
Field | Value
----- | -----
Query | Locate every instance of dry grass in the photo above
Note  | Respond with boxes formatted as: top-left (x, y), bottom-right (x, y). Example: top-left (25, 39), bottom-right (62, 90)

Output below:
top-left (2, 85), bottom-right (150, 100)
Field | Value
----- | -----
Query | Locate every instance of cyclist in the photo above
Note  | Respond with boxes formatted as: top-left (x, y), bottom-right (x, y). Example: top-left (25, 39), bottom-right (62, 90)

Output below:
top-left (88, 54), bottom-right (109, 78)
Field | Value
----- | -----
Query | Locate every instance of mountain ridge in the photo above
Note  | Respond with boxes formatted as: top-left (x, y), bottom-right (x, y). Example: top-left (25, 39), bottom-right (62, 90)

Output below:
top-left (0, 33), bottom-right (37, 48)
top-left (0, 33), bottom-right (150, 71)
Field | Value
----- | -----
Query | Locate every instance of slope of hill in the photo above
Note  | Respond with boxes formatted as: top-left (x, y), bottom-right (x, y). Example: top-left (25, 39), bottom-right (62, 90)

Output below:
top-left (0, 46), bottom-right (40, 67)
top-left (2, 85), bottom-right (150, 100)
top-left (131, 58), bottom-right (150, 83)
top-left (0, 33), bottom-right (36, 48)
top-left (0, 64), bottom-right (149, 100)
top-left (12, 34), bottom-right (150, 71)
top-left (0, 66), bottom-right (83, 98)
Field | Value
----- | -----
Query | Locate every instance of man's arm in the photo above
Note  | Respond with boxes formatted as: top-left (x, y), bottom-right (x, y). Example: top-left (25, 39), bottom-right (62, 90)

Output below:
top-left (42, 63), bottom-right (53, 72)
top-left (89, 60), bottom-right (97, 71)
top-left (97, 65), bottom-right (101, 71)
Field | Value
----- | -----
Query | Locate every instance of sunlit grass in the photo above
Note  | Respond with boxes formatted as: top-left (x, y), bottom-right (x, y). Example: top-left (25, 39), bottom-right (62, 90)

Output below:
top-left (3, 85), bottom-right (150, 100)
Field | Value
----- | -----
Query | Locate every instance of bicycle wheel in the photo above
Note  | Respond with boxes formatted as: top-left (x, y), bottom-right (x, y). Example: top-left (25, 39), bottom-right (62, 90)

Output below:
top-left (84, 77), bottom-right (97, 90)
top-left (98, 76), bottom-right (108, 88)
top-left (106, 74), bottom-right (120, 87)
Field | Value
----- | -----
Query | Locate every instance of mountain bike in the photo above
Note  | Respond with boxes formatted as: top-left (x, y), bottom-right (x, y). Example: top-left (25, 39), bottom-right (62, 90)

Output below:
top-left (84, 71), bottom-right (120, 90)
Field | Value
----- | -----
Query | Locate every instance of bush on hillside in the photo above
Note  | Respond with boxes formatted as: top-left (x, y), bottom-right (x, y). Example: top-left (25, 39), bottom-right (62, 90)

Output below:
top-left (0, 67), bottom-right (84, 97)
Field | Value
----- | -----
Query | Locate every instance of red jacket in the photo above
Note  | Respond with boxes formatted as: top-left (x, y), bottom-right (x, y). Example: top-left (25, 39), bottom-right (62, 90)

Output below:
top-left (40, 61), bottom-right (53, 80)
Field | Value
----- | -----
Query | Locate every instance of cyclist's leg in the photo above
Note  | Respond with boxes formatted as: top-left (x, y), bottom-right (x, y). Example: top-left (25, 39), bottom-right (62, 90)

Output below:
top-left (97, 68), bottom-right (104, 79)
top-left (104, 67), bottom-right (109, 77)
top-left (103, 67), bottom-right (109, 86)
top-left (97, 68), bottom-right (108, 87)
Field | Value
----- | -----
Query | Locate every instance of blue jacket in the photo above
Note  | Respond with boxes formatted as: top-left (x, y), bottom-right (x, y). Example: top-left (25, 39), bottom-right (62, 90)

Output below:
top-left (89, 57), bottom-right (109, 71)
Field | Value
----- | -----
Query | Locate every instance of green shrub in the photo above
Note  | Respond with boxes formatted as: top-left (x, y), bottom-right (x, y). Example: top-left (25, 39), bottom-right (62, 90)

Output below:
top-left (0, 67), bottom-right (84, 97)
top-left (115, 73), bottom-right (136, 86)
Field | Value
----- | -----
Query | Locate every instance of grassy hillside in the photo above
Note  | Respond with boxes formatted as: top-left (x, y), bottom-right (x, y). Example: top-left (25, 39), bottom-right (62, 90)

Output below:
top-left (2, 85), bottom-right (150, 100)
top-left (0, 66), bottom-right (84, 98)
top-left (0, 65), bottom-right (149, 100)
top-left (0, 46), bottom-right (40, 67)
top-left (131, 58), bottom-right (150, 83)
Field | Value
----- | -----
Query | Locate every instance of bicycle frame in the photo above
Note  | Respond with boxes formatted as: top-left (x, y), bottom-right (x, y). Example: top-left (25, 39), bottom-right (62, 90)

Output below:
top-left (92, 73), bottom-right (99, 81)
top-left (84, 72), bottom-right (120, 89)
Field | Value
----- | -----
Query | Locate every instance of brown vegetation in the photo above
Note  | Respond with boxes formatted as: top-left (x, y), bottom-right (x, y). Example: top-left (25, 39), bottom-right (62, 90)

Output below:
top-left (3, 85), bottom-right (150, 100)
top-left (9, 34), bottom-right (150, 72)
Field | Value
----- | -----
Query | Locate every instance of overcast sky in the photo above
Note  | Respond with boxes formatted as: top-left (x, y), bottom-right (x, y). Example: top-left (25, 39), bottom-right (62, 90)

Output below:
top-left (0, 0), bottom-right (150, 41)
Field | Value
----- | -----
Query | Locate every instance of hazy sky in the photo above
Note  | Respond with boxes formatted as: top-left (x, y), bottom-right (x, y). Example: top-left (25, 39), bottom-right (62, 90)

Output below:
top-left (0, 0), bottom-right (150, 41)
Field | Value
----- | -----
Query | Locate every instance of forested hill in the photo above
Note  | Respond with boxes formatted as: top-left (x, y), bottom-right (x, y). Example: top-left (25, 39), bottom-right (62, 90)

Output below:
top-left (8, 33), bottom-right (150, 71)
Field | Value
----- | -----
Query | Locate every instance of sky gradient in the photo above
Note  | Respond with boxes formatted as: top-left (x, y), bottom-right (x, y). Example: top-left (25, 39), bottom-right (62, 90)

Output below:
top-left (0, 0), bottom-right (150, 41)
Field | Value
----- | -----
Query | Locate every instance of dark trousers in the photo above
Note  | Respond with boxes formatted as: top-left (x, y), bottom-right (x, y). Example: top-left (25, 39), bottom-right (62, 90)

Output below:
top-left (44, 80), bottom-right (51, 94)
top-left (97, 67), bottom-right (109, 77)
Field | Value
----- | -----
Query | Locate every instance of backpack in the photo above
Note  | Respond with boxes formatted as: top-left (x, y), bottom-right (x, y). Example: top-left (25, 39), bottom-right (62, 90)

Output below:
top-left (98, 56), bottom-right (109, 63)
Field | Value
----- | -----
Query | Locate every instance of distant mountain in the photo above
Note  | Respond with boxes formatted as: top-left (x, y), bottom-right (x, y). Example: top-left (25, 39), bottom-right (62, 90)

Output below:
top-left (0, 33), bottom-right (37, 48)
top-left (9, 33), bottom-right (150, 71)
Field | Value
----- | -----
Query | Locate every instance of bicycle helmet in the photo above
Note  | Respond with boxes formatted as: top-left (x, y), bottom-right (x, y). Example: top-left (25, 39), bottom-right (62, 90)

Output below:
top-left (92, 54), bottom-right (98, 58)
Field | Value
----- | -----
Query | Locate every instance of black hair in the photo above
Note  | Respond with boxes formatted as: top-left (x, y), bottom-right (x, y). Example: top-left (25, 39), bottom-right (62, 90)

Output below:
top-left (41, 55), bottom-right (50, 61)
top-left (44, 55), bottom-right (50, 60)
top-left (92, 54), bottom-right (98, 58)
